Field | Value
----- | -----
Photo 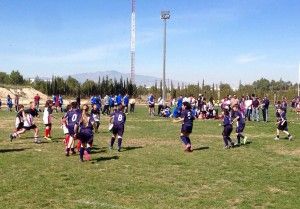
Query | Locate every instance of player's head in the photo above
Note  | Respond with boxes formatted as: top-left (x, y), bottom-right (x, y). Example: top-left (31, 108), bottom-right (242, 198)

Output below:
top-left (71, 101), bottom-right (77, 109)
top-left (30, 101), bottom-right (36, 109)
top-left (118, 104), bottom-right (124, 111)
top-left (93, 104), bottom-right (97, 110)
top-left (182, 101), bottom-right (191, 110)
top-left (18, 104), bottom-right (24, 111)
top-left (82, 104), bottom-right (89, 112)
top-left (66, 104), bottom-right (71, 111)
top-left (232, 104), bottom-right (239, 111)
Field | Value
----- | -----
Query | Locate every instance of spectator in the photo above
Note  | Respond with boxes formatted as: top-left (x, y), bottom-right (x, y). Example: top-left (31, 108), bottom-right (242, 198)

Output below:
top-left (252, 97), bottom-right (260, 122)
top-left (261, 96), bottom-right (270, 122)
top-left (14, 94), bottom-right (20, 112)
top-left (34, 93), bottom-right (41, 111)
top-left (7, 94), bottom-right (13, 112)
top-left (129, 97), bottom-right (136, 113)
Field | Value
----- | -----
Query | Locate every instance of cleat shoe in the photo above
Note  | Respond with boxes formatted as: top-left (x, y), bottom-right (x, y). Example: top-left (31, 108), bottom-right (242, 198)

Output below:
top-left (117, 147), bottom-right (121, 152)
top-left (9, 134), bottom-right (14, 142)
top-left (243, 136), bottom-right (248, 145)
top-left (84, 150), bottom-right (91, 161)
top-left (274, 137), bottom-right (279, 141)
top-left (288, 135), bottom-right (293, 141)
top-left (224, 146), bottom-right (230, 149)
top-left (234, 143), bottom-right (241, 147)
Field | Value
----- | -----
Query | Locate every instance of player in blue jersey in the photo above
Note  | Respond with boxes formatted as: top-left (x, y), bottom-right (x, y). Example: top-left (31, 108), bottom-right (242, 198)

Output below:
top-left (116, 94), bottom-right (122, 106)
top-left (63, 102), bottom-right (81, 156)
top-left (173, 101), bottom-right (195, 152)
top-left (232, 105), bottom-right (248, 146)
top-left (274, 107), bottom-right (293, 141)
top-left (109, 104), bottom-right (126, 152)
top-left (220, 108), bottom-right (234, 149)
top-left (148, 93), bottom-right (155, 116)
top-left (123, 94), bottom-right (129, 113)
top-left (76, 104), bottom-right (94, 162)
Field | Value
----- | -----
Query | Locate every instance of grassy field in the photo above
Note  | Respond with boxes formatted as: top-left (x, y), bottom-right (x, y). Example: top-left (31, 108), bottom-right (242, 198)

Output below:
top-left (0, 106), bottom-right (299, 209)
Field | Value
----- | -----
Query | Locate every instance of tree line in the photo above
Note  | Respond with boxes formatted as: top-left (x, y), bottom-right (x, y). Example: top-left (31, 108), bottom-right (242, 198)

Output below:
top-left (0, 70), bottom-right (298, 100)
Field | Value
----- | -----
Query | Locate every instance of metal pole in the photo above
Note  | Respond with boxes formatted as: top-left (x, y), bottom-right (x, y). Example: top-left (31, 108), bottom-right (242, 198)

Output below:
top-left (162, 19), bottom-right (167, 105)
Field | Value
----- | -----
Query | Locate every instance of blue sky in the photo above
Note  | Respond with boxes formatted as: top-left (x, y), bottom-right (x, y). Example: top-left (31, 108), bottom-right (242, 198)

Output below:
top-left (0, 0), bottom-right (300, 87)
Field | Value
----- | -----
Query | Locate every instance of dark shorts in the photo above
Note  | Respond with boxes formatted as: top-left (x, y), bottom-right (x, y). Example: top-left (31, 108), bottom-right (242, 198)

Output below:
top-left (67, 125), bottom-right (75, 136)
top-left (44, 123), bottom-right (52, 127)
top-left (223, 125), bottom-right (233, 136)
top-left (77, 132), bottom-right (93, 144)
top-left (16, 122), bottom-right (24, 130)
top-left (236, 123), bottom-right (245, 133)
top-left (24, 124), bottom-right (37, 130)
top-left (112, 125), bottom-right (125, 137)
top-left (149, 104), bottom-right (154, 108)
top-left (278, 121), bottom-right (288, 131)
top-left (181, 124), bottom-right (193, 134)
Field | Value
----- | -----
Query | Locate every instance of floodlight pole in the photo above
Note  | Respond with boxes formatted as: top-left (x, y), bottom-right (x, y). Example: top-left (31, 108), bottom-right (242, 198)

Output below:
top-left (161, 11), bottom-right (170, 105)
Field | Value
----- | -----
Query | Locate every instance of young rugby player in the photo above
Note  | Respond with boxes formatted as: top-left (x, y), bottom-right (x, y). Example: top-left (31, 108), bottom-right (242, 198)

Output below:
top-left (220, 108), bottom-right (234, 149)
top-left (64, 102), bottom-right (81, 156)
top-left (109, 104), bottom-right (126, 152)
top-left (43, 100), bottom-right (54, 140)
top-left (274, 107), bottom-right (293, 141)
top-left (76, 104), bottom-right (94, 162)
top-left (232, 105), bottom-right (248, 146)
top-left (10, 102), bottom-right (40, 143)
top-left (173, 101), bottom-right (194, 152)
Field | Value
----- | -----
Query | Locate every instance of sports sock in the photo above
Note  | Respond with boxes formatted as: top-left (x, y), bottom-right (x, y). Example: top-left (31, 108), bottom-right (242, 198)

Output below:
top-left (110, 137), bottom-right (115, 147)
top-left (79, 147), bottom-right (84, 161)
top-left (118, 138), bottom-right (122, 148)
top-left (180, 136), bottom-right (187, 145)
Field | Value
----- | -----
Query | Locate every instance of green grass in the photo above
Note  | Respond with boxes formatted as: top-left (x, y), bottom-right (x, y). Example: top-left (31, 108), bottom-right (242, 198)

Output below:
top-left (0, 107), bottom-right (299, 209)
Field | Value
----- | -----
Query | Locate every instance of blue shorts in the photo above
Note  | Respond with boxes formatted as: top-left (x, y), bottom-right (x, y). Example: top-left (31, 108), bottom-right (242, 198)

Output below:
top-left (278, 121), bottom-right (288, 131)
top-left (77, 132), bottom-right (93, 144)
top-left (112, 125), bottom-right (125, 137)
top-left (236, 123), bottom-right (245, 133)
top-left (223, 125), bottom-right (233, 137)
top-left (181, 124), bottom-right (193, 134)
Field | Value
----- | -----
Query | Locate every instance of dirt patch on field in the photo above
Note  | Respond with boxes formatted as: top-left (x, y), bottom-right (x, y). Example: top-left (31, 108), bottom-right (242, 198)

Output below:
top-left (267, 186), bottom-right (288, 194)
top-left (274, 148), bottom-right (300, 157)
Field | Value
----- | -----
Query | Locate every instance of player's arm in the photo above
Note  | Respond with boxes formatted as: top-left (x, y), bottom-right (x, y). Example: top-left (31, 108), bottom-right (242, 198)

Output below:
top-left (173, 117), bottom-right (184, 123)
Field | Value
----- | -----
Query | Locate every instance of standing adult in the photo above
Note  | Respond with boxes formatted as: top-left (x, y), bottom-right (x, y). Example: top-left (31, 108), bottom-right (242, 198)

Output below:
top-left (129, 97), bottom-right (136, 113)
top-left (34, 93), bottom-right (41, 111)
top-left (148, 93), bottom-right (155, 116)
top-left (261, 96), bottom-right (270, 122)
top-left (59, 94), bottom-right (63, 112)
top-left (102, 95), bottom-right (110, 115)
top-left (7, 95), bottom-right (13, 112)
top-left (157, 96), bottom-right (164, 116)
top-left (252, 97), bottom-right (260, 122)
top-left (14, 94), bottom-right (20, 112)
top-left (245, 96), bottom-right (253, 121)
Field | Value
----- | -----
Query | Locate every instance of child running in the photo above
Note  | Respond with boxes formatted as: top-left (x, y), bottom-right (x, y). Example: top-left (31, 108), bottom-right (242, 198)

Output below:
top-left (232, 104), bottom-right (248, 146)
top-left (76, 104), bottom-right (94, 162)
top-left (173, 101), bottom-right (194, 152)
top-left (274, 107), bottom-right (293, 141)
top-left (43, 100), bottom-right (54, 140)
top-left (10, 102), bottom-right (40, 143)
top-left (220, 108), bottom-right (234, 149)
top-left (109, 104), bottom-right (126, 152)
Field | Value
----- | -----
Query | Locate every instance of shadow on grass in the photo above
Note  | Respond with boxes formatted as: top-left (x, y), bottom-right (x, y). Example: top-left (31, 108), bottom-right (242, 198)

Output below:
top-left (0, 148), bottom-right (29, 153)
top-left (92, 156), bottom-right (119, 163)
top-left (193, 146), bottom-right (210, 151)
top-left (90, 147), bottom-right (107, 154)
top-left (121, 146), bottom-right (143, 152)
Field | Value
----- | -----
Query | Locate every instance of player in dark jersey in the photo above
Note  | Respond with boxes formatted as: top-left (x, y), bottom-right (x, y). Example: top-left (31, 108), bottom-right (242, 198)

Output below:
top-left (63, 102), bottom-right (81, 156)
top-left (109, 104), bottom-right (126, 152)
top-left (220, 108), bottom-right (234, 149)
top-left (173, 101), bottom-right (195, 152)
top-left (232, 105), bottom-right (248, 146)
top-left (76, 104), bottom-right (94, 162)
top-left (274, 107), bottom-right (293, 141)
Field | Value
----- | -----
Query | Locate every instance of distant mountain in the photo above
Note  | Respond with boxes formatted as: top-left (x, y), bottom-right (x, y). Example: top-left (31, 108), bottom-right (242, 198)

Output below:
top-left (64, 70), bottom-right (182, 87)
